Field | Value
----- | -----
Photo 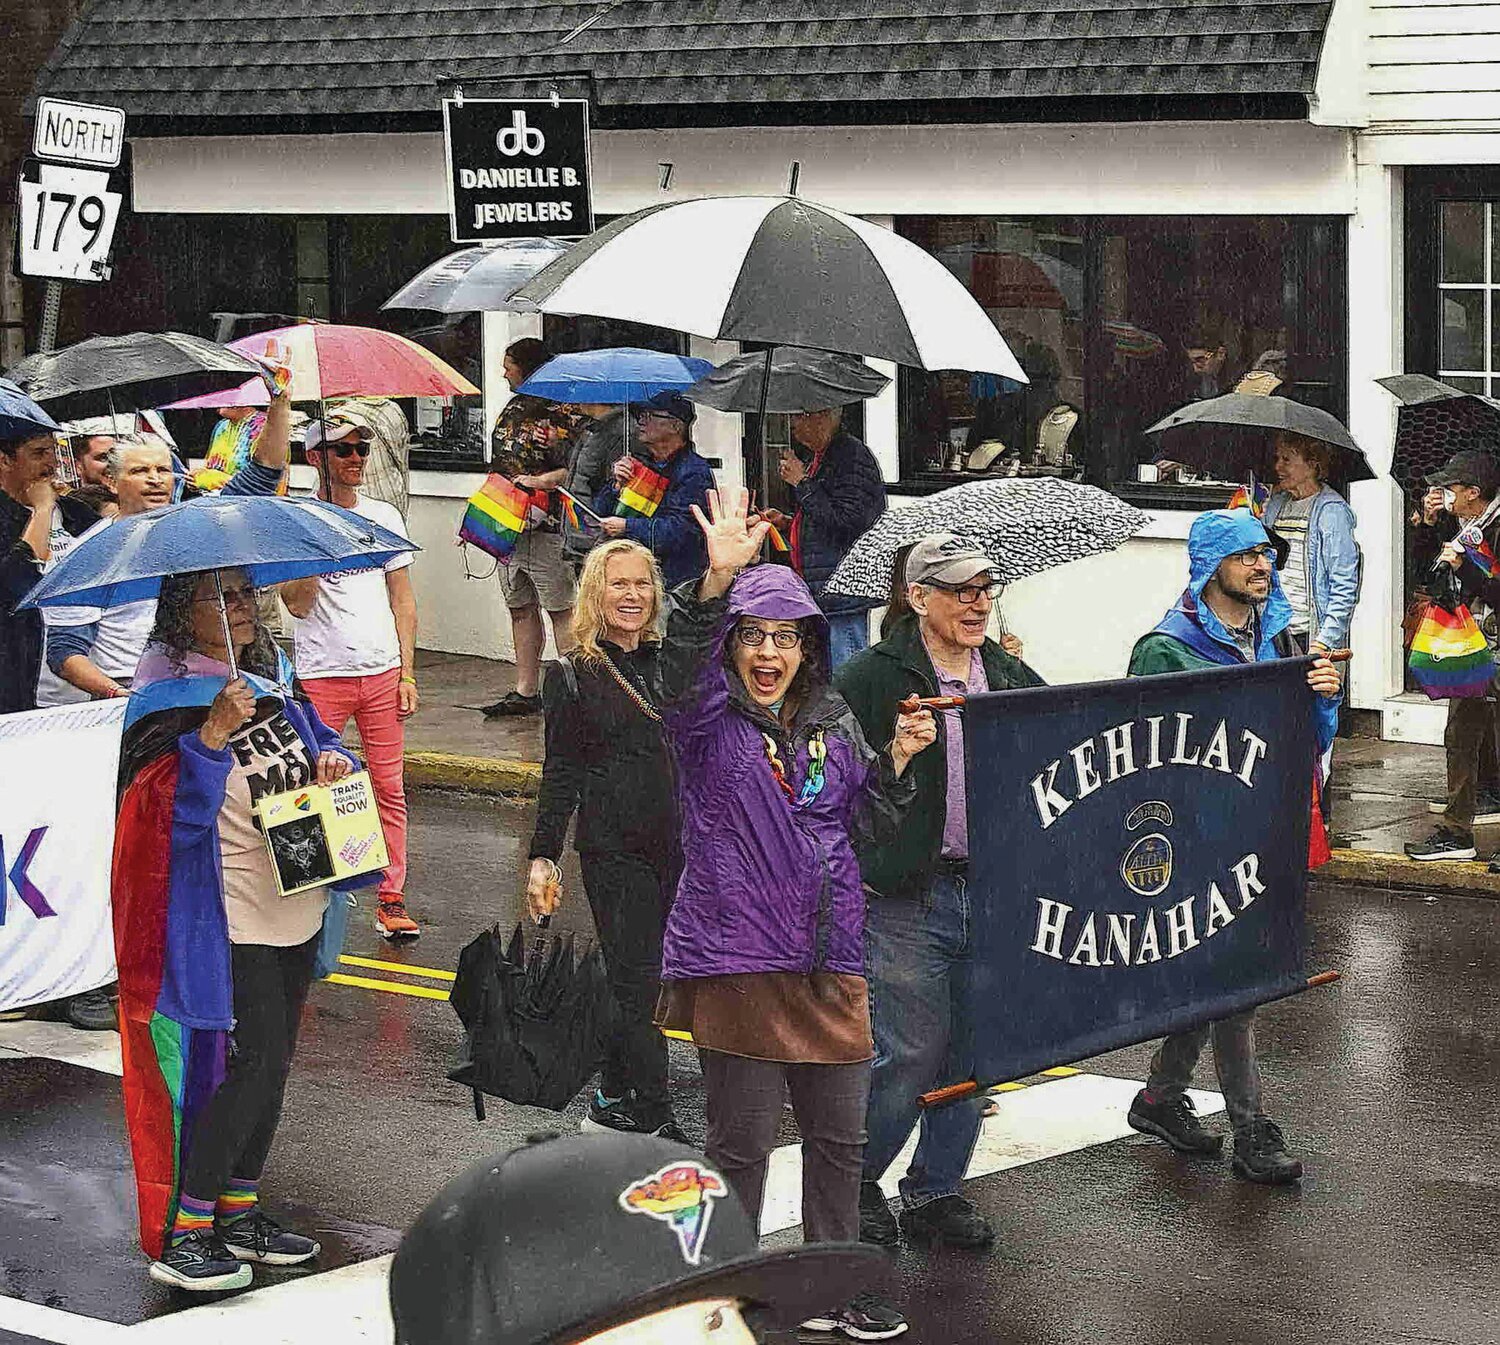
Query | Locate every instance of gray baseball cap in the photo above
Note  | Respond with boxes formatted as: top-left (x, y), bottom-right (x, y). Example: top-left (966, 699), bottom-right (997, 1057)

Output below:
top-left (905, 534), bottom-right (998, 588)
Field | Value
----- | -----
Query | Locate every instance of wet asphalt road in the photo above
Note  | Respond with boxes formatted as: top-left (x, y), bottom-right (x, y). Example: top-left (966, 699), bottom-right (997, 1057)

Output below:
top-left (3, 790), bottom-right (1499, 1342)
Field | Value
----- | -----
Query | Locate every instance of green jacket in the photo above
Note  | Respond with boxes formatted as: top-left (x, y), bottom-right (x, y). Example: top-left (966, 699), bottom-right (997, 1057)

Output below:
top-left (834, 613), bottom-right (1044, 901)
top-left (1127, 632), bottom-right (1219, 676)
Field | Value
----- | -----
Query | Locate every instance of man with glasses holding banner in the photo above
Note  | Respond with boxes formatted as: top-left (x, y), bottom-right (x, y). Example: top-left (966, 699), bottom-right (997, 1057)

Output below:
top-left (837, 534), bottom-right (1043, 1252)
top-left (281, 416), bottom-right (420, 940)
top-left (1125, 507), bottom-right (1341, 1184)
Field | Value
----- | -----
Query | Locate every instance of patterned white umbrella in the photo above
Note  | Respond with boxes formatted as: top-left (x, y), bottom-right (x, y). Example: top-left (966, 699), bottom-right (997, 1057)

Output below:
top-left (824, 477), bottom-right (1152, 599)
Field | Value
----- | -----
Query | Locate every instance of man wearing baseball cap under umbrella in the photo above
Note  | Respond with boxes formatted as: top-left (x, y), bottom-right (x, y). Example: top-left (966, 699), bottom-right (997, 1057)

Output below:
top-left (389, 1131), bottom-right (892, 1344)
top-left (1407, 447), bottom-right (1500, 864)
top-left (836, 534), bottom-right (1044, 1253)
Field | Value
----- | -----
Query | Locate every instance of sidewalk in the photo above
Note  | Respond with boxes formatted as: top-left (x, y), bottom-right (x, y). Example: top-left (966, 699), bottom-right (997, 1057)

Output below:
top-left (397, 651), bottom-right (1500, 897)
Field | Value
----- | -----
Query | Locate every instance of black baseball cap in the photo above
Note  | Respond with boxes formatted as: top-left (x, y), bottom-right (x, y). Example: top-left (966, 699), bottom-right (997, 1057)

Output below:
top-left (1427, 448), bottom-right (1500, 494)
top-left (389, 1132), bottom-right (889, 1345)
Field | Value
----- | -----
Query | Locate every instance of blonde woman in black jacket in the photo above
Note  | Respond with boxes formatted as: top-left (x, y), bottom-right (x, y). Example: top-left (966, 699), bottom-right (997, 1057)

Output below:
top-left (525, 538), bottom-right (684, 1140)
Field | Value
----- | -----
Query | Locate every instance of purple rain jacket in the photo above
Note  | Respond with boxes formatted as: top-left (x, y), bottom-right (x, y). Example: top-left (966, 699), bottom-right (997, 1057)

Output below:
top-left (657, 564), bottom-right (914, 982)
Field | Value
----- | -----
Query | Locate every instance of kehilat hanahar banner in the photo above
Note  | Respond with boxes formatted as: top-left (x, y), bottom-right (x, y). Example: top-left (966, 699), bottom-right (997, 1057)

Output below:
top-left (957, 659), bottom-right (1313, 1093)
top-left (0, 699), bottom-right (124, 1011)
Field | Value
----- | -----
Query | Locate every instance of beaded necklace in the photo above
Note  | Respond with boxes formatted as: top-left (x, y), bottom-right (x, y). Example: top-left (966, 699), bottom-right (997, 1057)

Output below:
top-left (762, 729), bottom-right (827, 807)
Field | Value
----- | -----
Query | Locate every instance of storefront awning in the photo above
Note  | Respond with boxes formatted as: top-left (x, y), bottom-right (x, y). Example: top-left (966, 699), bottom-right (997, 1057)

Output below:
top-left (33, 1), bottom-right (1334, 130)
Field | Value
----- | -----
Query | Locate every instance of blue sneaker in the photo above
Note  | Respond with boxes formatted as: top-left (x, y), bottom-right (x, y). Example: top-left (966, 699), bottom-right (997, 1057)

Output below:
top-left (148, 1229), bottom-right (253, 1291)
top-left (217, 1210), bottom-right (320, 1266)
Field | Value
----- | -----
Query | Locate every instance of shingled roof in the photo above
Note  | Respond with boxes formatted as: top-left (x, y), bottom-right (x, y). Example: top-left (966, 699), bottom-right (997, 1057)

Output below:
top-left (34, 1), bottom-right (1333, 129)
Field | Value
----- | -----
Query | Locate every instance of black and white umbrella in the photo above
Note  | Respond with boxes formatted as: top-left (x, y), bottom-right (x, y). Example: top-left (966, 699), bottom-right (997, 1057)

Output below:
top-left (824, 477), bottom-right (1151, 600)
top-left (382, 238), bottom-right (571, 314)
top-left (513, 196), bottom-right (1026, 379)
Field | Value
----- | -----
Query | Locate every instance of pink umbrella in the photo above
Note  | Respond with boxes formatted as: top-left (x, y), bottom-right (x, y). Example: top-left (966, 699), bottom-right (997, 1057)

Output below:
top-left (160, 323), bottom-right (479, 407)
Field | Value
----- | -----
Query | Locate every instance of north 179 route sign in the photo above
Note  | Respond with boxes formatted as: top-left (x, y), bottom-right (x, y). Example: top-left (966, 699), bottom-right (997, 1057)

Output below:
top-left (19, 163), bottom-right (122, 282)
top-left (442, 97), bottom-right (594, 243)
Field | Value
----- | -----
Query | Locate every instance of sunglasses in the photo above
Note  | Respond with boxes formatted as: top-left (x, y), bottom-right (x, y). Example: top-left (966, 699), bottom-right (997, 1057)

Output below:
top-left (194, 584), bottom-right (256, 608)
top-left (331, 441), bottom-right (370, 458)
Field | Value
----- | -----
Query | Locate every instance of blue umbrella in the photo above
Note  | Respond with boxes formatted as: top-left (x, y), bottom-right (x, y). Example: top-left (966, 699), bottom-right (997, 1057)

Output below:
top-left (21, 494), bottom-right (418, 680)
top-left (517, 347), bottom-right (714, 404)
top-left (22, 494), bottom-right (415, 610)
top-left (0, 377), bottom-right (62, 442)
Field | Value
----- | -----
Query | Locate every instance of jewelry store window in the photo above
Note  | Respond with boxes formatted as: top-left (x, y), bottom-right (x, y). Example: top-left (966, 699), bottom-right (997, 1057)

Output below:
top-left (896, 216), bottom-right (1347, 508)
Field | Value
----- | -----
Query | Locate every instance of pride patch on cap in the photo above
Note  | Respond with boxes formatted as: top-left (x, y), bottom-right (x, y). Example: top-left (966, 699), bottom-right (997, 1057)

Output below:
top-left (618, 1161), bottom-right (728, 1267)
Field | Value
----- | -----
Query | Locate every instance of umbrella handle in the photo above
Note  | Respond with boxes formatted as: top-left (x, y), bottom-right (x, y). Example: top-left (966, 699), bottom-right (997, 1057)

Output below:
top-left (899, 695), bottom-right (966, 713)
top-left (212, 569), bottom-right (240, 682)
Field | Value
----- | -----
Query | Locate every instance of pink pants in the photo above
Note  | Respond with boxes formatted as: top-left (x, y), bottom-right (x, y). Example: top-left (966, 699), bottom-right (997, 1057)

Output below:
top-left (301, 668), bottom-right (408, 903)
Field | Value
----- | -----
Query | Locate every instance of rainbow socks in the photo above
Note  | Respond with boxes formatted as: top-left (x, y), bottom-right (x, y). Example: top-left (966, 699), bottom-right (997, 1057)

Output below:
top-left (216, 1177), bottom-right (259, 1226)
top-left (168, 1194), bottom-right (216, 1246)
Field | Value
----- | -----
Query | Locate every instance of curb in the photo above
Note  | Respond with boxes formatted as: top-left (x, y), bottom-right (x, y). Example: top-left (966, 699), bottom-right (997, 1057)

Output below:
top-left (403, 752), bottom-right (1500, 898)
top-left (1321, 848), bottom-right (1500, 898)
top-left (404, 751), bottom-right (541, 797)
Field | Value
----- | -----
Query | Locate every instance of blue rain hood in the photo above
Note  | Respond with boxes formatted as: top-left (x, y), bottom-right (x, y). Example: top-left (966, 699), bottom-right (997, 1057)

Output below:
top-left (1165, 508), bottom-right (1292, 662)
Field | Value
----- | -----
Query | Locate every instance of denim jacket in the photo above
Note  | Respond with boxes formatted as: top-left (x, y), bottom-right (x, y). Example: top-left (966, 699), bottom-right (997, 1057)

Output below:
top-left (1263, 484), bottom-right (1362, 651)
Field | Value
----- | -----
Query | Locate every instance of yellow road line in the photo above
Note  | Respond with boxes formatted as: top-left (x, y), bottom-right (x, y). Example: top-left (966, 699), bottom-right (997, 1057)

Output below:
top-left (1041, 1066), bottom-right (1083, 1078)
top-left (325, 972), bottom-right (451, 1001)
top-left (337, 954), bottom-right (456, 982)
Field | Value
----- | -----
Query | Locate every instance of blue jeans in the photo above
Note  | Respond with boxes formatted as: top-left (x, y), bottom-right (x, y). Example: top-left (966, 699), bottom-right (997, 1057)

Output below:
top-left (862, 874), bottom-right (985, 1208)
top-left (825, 609), bottom-right (870, 671)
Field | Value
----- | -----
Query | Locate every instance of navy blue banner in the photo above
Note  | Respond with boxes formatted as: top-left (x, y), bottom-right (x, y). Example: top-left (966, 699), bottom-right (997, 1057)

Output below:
top-left (958, 659), bottom-right (1313, 1092)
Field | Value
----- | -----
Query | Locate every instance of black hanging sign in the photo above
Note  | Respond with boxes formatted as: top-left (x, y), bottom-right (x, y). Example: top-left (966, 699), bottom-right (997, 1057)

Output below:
top-left (442, 97), bottom-right (594, 244)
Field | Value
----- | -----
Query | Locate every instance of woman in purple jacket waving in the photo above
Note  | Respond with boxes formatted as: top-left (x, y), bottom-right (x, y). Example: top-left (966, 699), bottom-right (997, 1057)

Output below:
top-left (654, 489), bottom-right (935, 1342)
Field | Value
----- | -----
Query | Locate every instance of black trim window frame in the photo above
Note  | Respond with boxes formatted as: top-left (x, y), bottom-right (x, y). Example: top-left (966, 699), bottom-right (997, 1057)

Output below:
top-left (894, 214), bottom-right (1349, 507)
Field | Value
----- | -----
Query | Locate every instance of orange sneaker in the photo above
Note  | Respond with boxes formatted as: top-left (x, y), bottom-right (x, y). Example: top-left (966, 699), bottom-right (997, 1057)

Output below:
top-left (375, 900), bottom-right (420, 939)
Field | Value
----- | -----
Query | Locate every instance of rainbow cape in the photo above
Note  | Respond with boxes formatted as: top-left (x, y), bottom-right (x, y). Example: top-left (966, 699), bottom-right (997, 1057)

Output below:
top-left (1227, 477), bottom-right (1271, 519)
top-left (112, 649), bottom-right (297, 1258)
top-left (615, 461), bottom-right (670, 519)
top-left (459, 474), bottom-right (543, 561)
top-left (1408, 602), bottom-right (1495, 700)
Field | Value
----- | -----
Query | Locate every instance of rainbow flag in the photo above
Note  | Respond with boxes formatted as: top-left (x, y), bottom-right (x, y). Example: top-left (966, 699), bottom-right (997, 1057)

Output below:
top-left (616, 461), bottom-right (670, 519)
top-left (1409, 602), bottom-right (1495, 700)
top-left (459, 474), bottom-right (534, 561)
top-left (1227, 478), bottom-right (1271, 519)
top-left (765, 521), bottom-right (790, 553)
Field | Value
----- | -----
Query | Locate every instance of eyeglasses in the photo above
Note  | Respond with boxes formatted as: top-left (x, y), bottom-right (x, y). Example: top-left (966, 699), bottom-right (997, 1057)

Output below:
top-left (735, 625), bottom-right (803, 649)
top-left (331, 442), bottom-right (370, 458)
top-left (194, 584), bottom-right (256, 608)
top-left (928, 579), bottom-right (1002, 605)
top-left (1232, 546), bottom-right (1278, 566)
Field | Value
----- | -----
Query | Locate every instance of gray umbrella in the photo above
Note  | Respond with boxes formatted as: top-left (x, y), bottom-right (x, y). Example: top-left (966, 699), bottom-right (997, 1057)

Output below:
top-left (686, 348), bottom-right (890, 414)
top-left (825, 477), bottom-right (1151, 599)
top-left (1145, 393), bottom-right (1375, 483)
top-left (8, 331), bottom-right (263, 422)
top-left (382, 238), bottom-right (572, 314)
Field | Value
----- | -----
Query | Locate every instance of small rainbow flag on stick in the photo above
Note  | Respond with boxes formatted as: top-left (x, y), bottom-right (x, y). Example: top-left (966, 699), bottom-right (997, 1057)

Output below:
top-left (764, 522), bottom-right (790, 553)
top-left (459, 474), bottom-right (533, 562)
top-left (1227, 477), bottom-right (1271, 519)
top-left (558, 487), bottom-right (603, 534)
top-left (1408, 602), bottom-right (1496, 700)
top-left (616, 461), bottom-right (670, 519)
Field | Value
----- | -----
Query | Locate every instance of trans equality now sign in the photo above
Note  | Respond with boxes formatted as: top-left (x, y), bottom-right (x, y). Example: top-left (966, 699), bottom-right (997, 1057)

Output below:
top-left (957, 659), bottom-right (1313, 1092)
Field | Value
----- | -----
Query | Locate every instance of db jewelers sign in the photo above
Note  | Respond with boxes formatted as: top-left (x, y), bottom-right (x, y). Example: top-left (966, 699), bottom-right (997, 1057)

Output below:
top-left (442, 97), bottom-right (594, 243)
top-left (954, 659), bottom-right (1314, 1090)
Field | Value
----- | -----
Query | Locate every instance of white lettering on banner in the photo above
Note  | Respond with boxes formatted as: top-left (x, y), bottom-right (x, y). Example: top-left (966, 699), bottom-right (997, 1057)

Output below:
top-left (1026, 711), bottom-right (1272, 828)
top-left (496, 110), bottom-right (546, 157)
top-left (0, 701), bottom-right (124, 1011)
top-left (471, 200), bottom-right (575, 229)
top-left (1028, 851), bottom-right (1262, 967)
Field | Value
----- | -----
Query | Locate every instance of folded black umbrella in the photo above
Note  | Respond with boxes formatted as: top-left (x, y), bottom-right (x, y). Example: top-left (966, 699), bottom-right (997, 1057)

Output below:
top-left (686, 347), bottom-right (890, 414)
top-left (1377, 374), bottom-right (1500, 501)
top-left (7, 331), bottom-right (263, 421)
top-left (448, 920), bottom-right (612, 1118)
top-left (1145, 392), bottom-right (1375, 485)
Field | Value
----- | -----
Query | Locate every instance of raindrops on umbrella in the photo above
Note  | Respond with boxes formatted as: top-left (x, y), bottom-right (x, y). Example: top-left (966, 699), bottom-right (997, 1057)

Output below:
top-left (824, 477), bottom-right (1152, 600)
top-left (1377, 375), bottom-right (1500, 502)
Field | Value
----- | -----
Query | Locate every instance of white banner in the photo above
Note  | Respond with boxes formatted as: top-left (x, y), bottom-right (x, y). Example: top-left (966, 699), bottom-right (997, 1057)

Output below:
top-left (0, 700), bottom-right (125, 1011)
